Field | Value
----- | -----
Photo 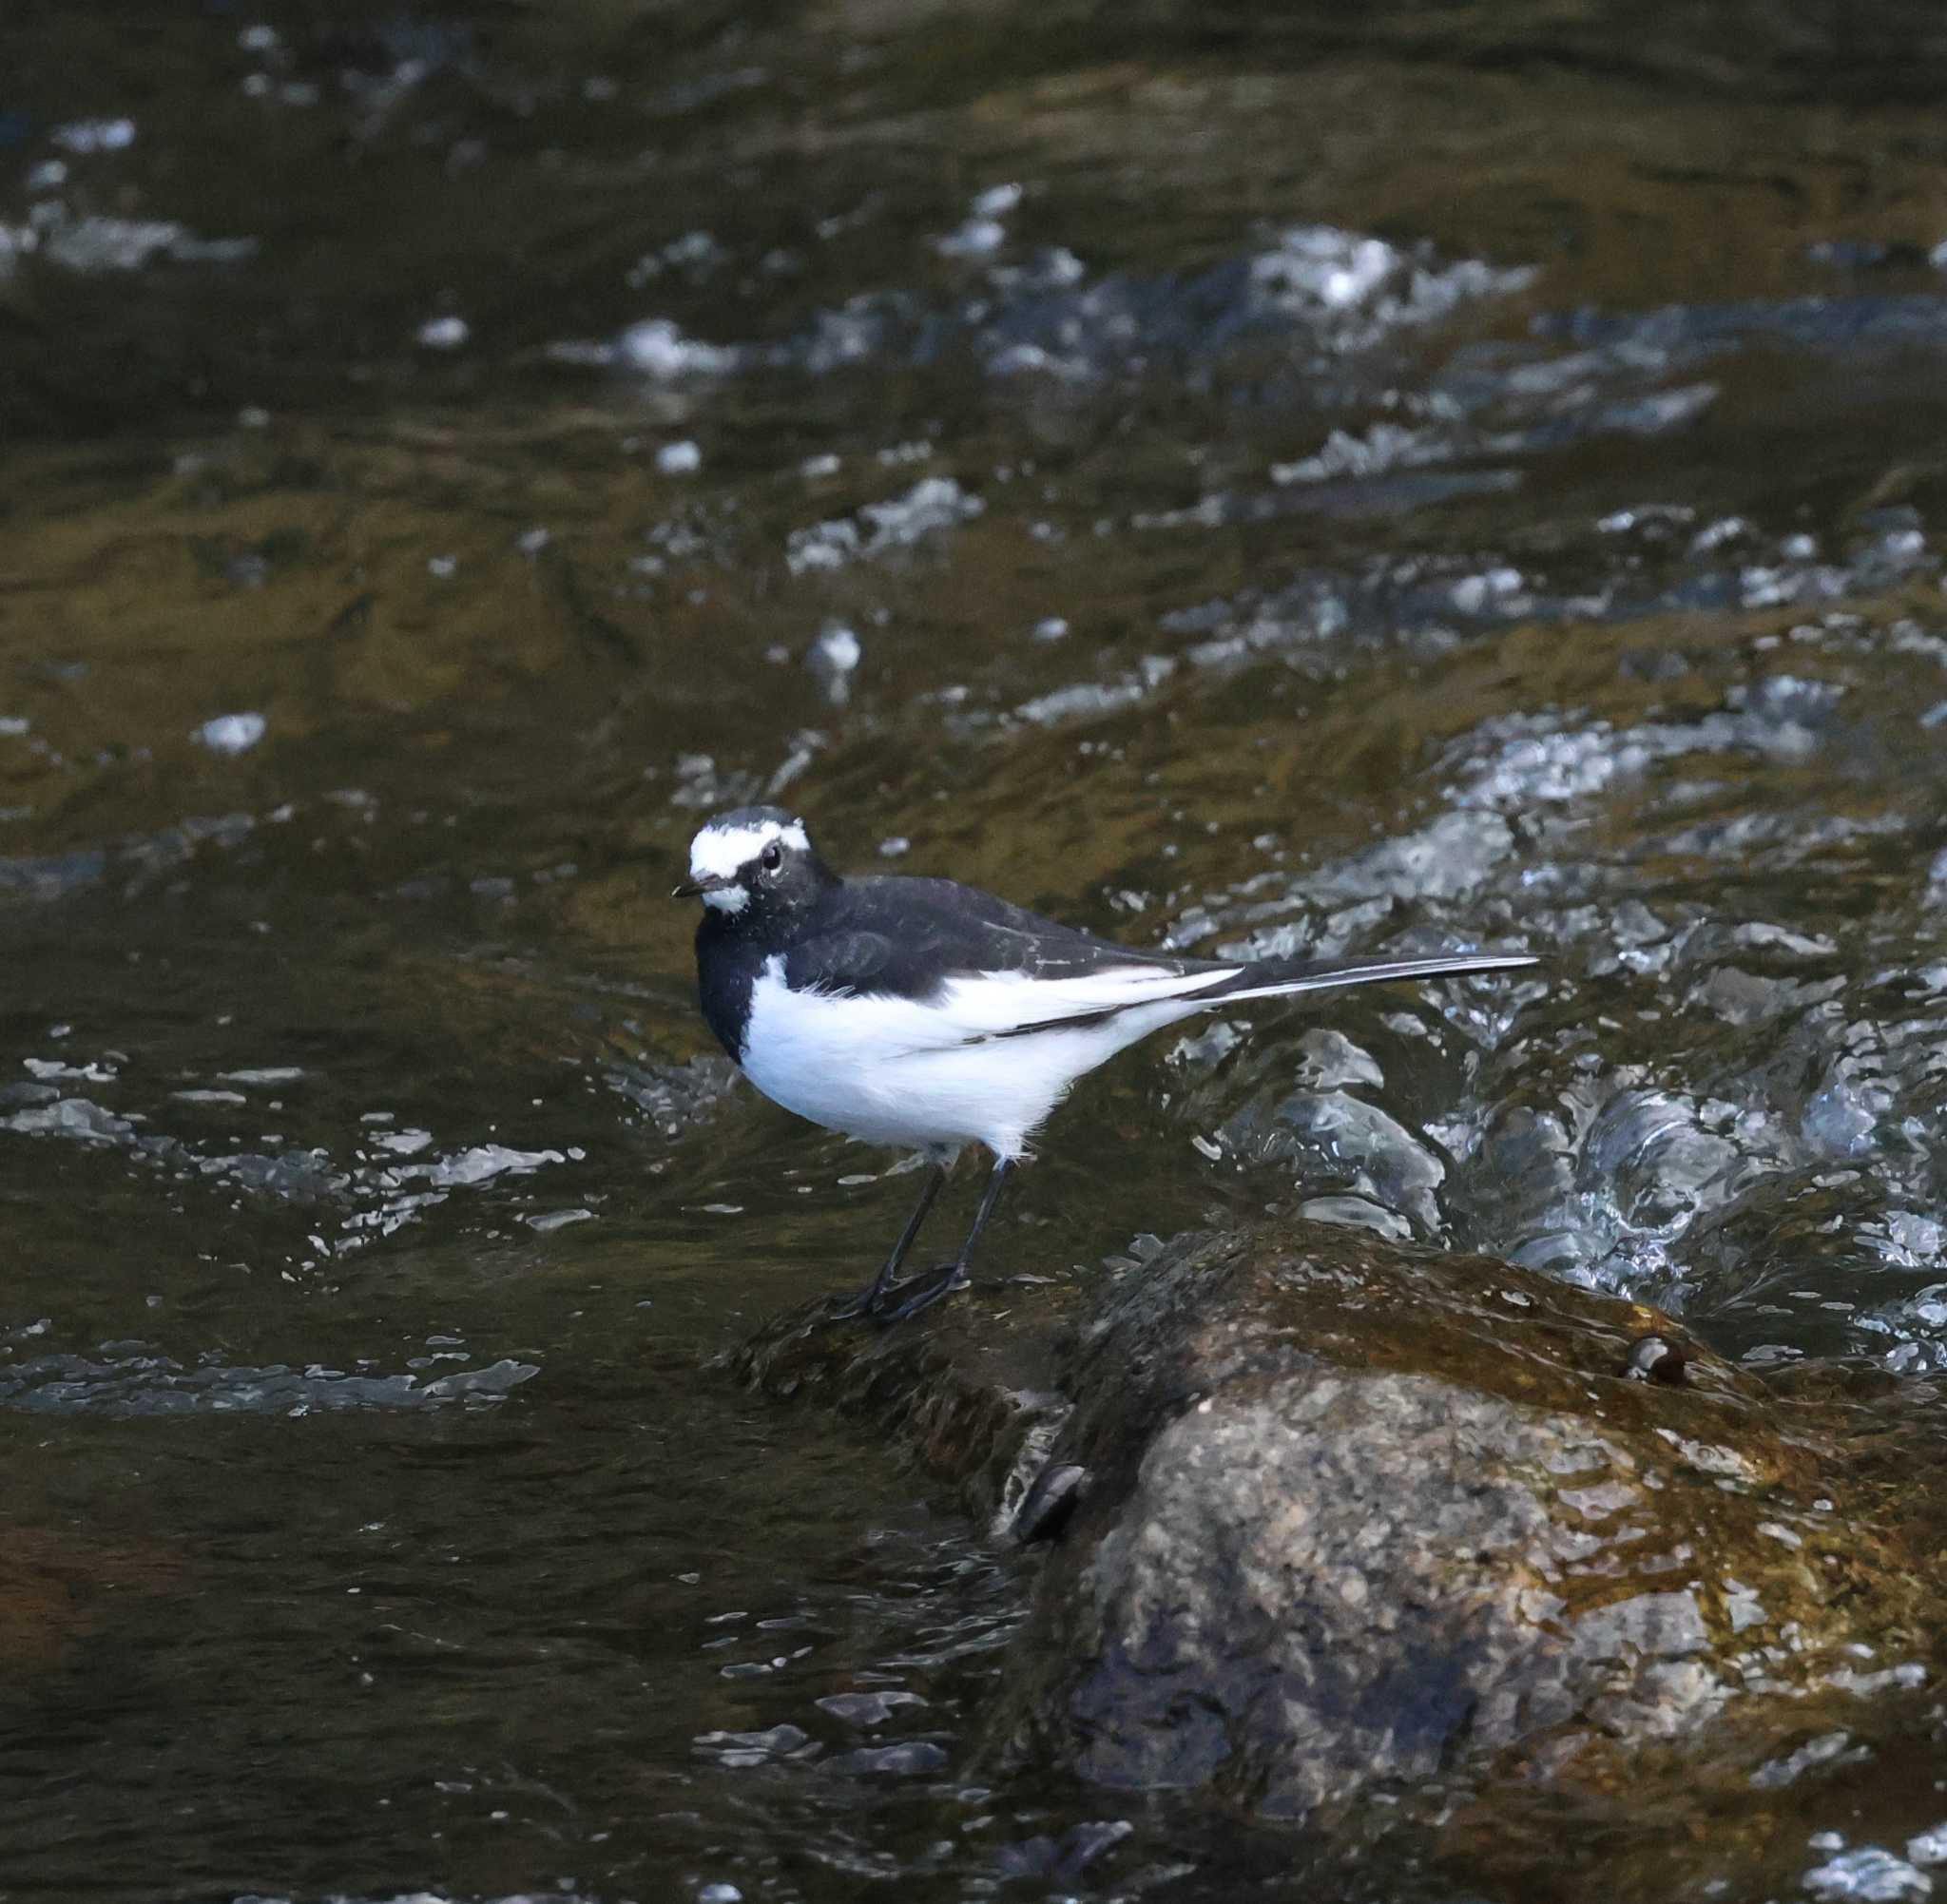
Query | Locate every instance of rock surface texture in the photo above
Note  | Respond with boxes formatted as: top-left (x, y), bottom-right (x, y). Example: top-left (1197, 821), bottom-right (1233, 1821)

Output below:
top-left (993, 1228), bottom-right (1930, 1816)
top-left (732, 1221), bottom-right (1939, 1890)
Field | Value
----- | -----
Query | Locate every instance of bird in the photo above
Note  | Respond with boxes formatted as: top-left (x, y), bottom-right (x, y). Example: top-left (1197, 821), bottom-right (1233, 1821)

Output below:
top-left (674, 804), bottom-right (1535, 1324)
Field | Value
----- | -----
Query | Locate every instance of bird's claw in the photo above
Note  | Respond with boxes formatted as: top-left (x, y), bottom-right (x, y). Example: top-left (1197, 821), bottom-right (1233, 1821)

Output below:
top-left (819, 1285), bottom-right (881, 1324)
top-left (823, 1260), bottom-right (969, 1327)
top-left (871, 1261), bottom-right (970, 1326)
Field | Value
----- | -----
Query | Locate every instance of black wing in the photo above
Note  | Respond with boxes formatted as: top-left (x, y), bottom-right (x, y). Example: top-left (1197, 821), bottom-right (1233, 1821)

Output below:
top-left (781, 926), bottom-right (902, 996)
top-left (780, 877), bottom-right (1538, 1034)
top-left (781, 875), bottom-right (1204, 1004)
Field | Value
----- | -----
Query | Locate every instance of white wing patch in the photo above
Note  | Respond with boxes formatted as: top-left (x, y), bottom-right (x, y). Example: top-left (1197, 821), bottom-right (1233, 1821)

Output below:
top-left (688, 816), bottom-right (809, 881)
top-left (934, 963), bottom-right (1238, 1039)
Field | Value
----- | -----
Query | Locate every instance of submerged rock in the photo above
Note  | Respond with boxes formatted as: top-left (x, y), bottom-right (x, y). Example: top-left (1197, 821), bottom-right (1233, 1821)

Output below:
top-left (730, 1221), bottom-right (1937, 1879)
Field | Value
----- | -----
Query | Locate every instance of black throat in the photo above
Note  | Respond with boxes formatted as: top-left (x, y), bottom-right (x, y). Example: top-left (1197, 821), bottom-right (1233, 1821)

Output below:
top-left (692, 863), bottom-right (843, 1061)
top-left (694, 909), bottom-right (771, 1063)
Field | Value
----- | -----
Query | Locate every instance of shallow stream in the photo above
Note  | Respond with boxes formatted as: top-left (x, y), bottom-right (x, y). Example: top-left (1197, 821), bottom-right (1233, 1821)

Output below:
top-left (7, 5), bottom-right (1947, 1898)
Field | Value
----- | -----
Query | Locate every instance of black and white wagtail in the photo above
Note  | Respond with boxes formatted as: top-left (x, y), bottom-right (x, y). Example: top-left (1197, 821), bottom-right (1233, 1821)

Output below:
top-left (675, 805), bottom-right (1534, 1324)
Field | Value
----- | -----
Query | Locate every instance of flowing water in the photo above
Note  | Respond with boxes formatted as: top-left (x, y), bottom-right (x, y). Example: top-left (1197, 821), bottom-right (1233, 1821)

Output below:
top-left (7, 5), bottom-right (1947, 1898)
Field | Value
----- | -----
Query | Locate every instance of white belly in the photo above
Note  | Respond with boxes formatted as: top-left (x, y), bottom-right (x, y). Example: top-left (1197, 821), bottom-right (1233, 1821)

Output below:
top-left (739, 955), bottom-right (1197, 1160)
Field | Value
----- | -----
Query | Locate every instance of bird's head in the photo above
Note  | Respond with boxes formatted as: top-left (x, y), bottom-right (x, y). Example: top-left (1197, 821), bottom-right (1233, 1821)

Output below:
top-left (673, 806), bottom-right (836, 921)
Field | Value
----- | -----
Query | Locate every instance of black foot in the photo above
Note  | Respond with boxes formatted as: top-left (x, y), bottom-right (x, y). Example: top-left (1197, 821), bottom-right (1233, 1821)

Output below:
top-left (871, 1261), bottom-right (970, 1327)
top-left (819, 1265), bottom-right (932, 1325)
top-left (818, 1154), bottom-right (1007, 1327)
top-left (820, 1281), bottom-right (892, 1324)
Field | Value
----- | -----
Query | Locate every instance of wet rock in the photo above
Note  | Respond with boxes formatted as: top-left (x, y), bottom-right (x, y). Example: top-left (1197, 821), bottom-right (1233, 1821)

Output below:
top-left (723, 1283), bottom-right (1073, 1528)
top-left (691, 1722), bottom-right (814, 1766)
top-left (1626, 1330), bottom-right (1687, 1383)
top-left (985, 1226), bottom-right (1930, 1831)
top-left (729, 1219), bottom-right (1938, 1884)
top-left (991, 1817), bottom-right (1133, 1883)
top-left (824, 1740), bottom-right (949, 1777)
top-left (814, 1689), bottom-right (927, 1729)
top-left (1012, 1460), bottom-right (1088, 1544)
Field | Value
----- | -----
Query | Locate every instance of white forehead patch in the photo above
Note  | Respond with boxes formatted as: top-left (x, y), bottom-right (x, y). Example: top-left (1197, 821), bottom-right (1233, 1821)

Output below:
top-left (688, 817), bottom-right (809, 882)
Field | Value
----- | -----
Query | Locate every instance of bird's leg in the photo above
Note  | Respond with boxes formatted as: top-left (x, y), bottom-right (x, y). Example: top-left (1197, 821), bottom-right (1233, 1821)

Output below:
top-left (874, 1158), bottom-right (1013, 1326)
top-left (825, 1159), bottom-right (948, 1321)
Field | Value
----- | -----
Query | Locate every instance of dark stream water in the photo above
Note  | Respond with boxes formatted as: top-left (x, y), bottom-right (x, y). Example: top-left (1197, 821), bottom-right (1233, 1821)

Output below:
top-left (7, 5), bottom-right (1947, 1899)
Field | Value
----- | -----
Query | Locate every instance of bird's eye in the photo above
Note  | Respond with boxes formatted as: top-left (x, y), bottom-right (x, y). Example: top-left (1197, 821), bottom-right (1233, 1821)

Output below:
top-left (760, 841), bottom-right (783, 875)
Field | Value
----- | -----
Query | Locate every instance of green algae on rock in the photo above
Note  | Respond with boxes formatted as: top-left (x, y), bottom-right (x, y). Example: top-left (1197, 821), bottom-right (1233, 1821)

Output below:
top-left (731, 1218), bottom-right (1938, 1890)
top-left (991, 1226), bottom-right (1930, 1817)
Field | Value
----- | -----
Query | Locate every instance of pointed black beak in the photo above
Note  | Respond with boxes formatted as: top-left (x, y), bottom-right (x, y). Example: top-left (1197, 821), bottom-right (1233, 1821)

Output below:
top-left (672, 874), bottom-right (735, 899)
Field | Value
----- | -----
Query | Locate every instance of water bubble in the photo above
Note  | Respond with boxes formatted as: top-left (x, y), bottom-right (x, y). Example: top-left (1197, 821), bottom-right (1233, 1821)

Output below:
top-left (193, 712), bottom-right (266, 755)
top-left (807, 624), bottom-right (861, 703)
top-left (52, 118), bottom-right (136, 154)
top-left (935, 218), bottom-right (1007, 260)
top-left (971, 182), bottom-right (1024, 220)
top-left (617, 317), bottom-right (736, 377)
top-left (1802, 1846), bottom-right (1931, 1901)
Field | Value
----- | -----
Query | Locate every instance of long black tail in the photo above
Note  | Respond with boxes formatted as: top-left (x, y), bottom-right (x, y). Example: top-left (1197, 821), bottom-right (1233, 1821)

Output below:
top-left (981, 949), bottom-right (1535, 1042)
top-left (1198, 950), bottom-right (1538, 1004)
